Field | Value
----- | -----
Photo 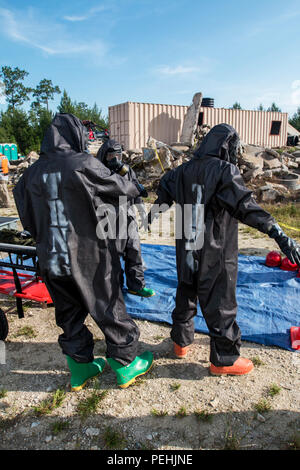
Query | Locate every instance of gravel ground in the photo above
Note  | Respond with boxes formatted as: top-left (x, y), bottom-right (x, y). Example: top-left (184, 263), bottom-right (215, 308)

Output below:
top-left (0, 205), bottom-right (299, 451)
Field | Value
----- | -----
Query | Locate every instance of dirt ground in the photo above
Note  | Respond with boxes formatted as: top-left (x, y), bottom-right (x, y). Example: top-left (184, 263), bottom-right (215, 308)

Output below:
top-left (0, 201), bottom-right (299, 451)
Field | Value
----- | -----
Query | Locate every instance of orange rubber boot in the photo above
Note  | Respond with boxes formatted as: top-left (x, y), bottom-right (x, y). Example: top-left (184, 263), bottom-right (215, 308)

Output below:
top-left (173, 343), bottom-right (189, 358)
top-left (209, 357), bottom-right (254, 376)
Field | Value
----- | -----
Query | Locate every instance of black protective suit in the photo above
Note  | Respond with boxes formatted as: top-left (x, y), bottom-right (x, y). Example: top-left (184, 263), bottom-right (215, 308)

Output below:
top-left (149, 123), bottom-right (278, 367)
top-left (13, 114), bottom-right (143, 366)
top-left (96, 139), bottom-right (146, 292)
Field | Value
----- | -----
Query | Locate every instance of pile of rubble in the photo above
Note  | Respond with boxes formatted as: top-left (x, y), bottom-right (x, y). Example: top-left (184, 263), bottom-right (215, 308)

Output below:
top-left (7, 136), bottom-right (300, 204)
top-left (86, 136), bottom-right (194, 191)
top-left (238, 144), bottom-right (300, 202)
top-left (119, 137), bottom-right (300, 198)
top-left (8, 151), bottom-right (39, 185)
top-left (121, 137), bottom-right (193, 190)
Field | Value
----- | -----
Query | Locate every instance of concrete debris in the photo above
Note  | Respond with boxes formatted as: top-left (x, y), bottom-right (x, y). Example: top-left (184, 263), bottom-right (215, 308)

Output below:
top-left (0, 181), bottom-right (12, 207)
top-left (263, 157), bottom-right (282, 170)
top-left (239, 143), bottom-right (300, 200)
top-left (264, 148), bottom-right (280, 159)
top-left (7, 136), bottom-right (300, 201)
top-left (119, 135), bottom-right (193, 189)
top-left (87, 141), bottom-right (103, 156)
top-left (256, 184), bottom-right (285, 203)
top-left (180, 92), bottom-right (203, 146)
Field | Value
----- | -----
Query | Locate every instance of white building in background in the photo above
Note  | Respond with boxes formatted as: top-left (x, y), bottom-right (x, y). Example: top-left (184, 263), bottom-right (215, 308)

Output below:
top-left (109, 101), bottom-right (289, 151)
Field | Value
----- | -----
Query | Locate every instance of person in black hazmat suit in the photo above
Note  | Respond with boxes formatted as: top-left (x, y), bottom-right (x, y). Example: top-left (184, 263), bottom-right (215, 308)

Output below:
top-left (148, 123), bottom-right (300, 375)
top-left (96, 139), bottom-right (155, 297)
top-left (13, 113), bottom-right (153, 391)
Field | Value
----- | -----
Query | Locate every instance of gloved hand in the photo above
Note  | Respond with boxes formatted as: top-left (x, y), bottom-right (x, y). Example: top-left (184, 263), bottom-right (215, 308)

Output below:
top-left (268, 224), bottom-right (300, 266)
top-left (20, 230), bottom-right (32, 239)
top-left (135, 183), bottom-right (148, 198)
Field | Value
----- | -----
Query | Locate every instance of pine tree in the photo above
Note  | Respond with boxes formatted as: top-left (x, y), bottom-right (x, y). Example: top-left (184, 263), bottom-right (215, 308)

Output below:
top-left (0, 66), bottom-right (32, 109)
top-left (32, 79), bottom-right (61, 110)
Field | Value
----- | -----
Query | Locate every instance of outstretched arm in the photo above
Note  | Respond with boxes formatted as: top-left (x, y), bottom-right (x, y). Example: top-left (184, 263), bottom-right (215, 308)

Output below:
top-left (216, 163), bottom-right (300, 266)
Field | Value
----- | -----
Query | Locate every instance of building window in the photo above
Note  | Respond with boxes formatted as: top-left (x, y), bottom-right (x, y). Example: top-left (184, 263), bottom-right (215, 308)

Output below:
top-left (270, 121), bottom-right (282, 135)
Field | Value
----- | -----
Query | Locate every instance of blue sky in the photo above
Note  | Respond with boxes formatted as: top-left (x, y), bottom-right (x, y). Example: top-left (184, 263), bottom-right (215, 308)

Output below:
top-left (0, 0), bottom-right (300, 118)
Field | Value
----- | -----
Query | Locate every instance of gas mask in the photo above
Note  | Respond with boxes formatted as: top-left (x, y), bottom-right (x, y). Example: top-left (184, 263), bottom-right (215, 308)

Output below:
top-left (228, 135), bottom-right (240, 165)
top-left (105, 147), bottom-right (129, 176)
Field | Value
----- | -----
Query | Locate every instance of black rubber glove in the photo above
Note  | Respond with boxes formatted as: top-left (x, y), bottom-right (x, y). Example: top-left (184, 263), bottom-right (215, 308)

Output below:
top-left (20, 230), bottom-right (32, 239)
top-left (135, 183), bottom-right (148, 198)
top-left (268, 224), bottom-right (300, 266)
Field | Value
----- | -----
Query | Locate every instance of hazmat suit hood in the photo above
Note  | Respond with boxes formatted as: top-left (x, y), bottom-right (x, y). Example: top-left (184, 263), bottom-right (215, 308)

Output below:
top-left (40, 113), bottom-right (88, 155)
top-left (96, 139), bottom-right (122, 166)
top-left (194, 123), bottom-right (240, 165)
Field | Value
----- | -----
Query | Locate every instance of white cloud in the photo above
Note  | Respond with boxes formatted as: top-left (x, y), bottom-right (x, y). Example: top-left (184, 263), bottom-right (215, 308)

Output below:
top-left (157, 65), bottom-right (201, 76)
top-left (64, 5), bottom-right (112, 22)
top-left (64, 15), bottom-right (88, 22)
top-left (248, 9), bottom-right (300, 37)
top-left (0, 7), bottom-right (108, 59)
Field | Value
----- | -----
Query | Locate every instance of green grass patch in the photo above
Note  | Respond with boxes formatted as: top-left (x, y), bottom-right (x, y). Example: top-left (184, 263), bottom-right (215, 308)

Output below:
top-left (239, 224), bottom-right (268, 239)
top-left (267, 383), bottom-right (281, 397)
top-left (14, 326), bottom-right (37, 339)
top-left (151, 408), bottom-right (168, 417)
top-left (251, 356), bottom-right (265, 367)
top-left (51, 420), bottom-right (70, 435)
top-left (254, 398), bottom-right (272, 413)
top-left (170, 383), bottom-right (181, 391)
top-left (261, 203), bottom-right (300, 242)
top-left (275, 147), bottom-right (298, 155)
top-left (103, 426), bottom-right (127, 449)
top-left (175, 406), bottom-right (188, 418)
top-left (223, 429), bottom-right (241, 450)
top-left (34, 389), bottom-right (66, 416)
top-left (76, 390), bottom-right (108, 419)
top-left (194, 409), bottom-right (213, 423)
top-left (143, 193), bottom-right (157, 204)
top-left (239, 203), bottom-right (300, 243)
top-left (153, 335), bottom-right (165, 341)
top-left (0, 389), bottom-right (8, 399)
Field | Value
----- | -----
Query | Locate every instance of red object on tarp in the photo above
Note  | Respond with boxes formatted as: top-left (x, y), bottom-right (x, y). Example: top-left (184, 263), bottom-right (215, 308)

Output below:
top-left (290, 327), bottom-right (300, 350)
top-left (280, 257), bottom-right (298, 271)
top-left (0, 269), bottom-right (52, 304)
top-left (265, 251), bottom-right (282, 267)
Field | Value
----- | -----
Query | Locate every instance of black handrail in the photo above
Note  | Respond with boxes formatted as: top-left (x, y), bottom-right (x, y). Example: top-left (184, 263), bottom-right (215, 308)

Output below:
top-left (0, 243), bottom-right (36, 256)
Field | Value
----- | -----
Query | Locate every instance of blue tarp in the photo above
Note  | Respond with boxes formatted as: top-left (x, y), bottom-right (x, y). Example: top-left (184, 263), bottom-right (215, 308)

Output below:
top-left (122, 244), bottom-right (300, 351)
top-left (5, 244), bottom-right (300, 351)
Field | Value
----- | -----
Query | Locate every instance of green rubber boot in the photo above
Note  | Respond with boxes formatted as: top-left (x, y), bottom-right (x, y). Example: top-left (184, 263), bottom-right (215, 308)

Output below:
top-left (128, 287), bottom-right (155, 297)
top-left (66, 355), bottom-right (106, 392)
top-left (107, 351), bottom-right (154, 388)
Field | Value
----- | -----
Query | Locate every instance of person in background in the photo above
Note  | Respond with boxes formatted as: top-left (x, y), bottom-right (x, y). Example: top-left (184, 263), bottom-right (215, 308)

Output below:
top-left (0, 153), bottom-right (11, 208)
top-left (148, 123), bottom-right (300, 375)
top-left (13, 113), bottom-right (153, 391)
top-left (96, 139), bottom-right (155, 298)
